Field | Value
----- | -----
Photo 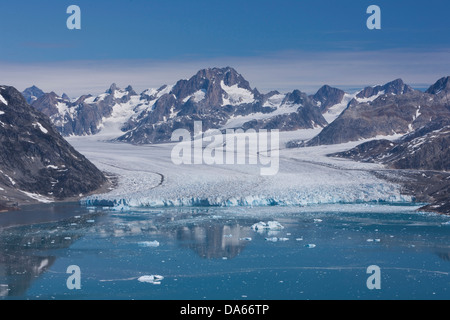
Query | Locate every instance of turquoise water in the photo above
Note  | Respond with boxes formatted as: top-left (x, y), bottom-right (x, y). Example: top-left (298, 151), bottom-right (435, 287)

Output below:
top-left (0, 203), bottom-right (449, 300)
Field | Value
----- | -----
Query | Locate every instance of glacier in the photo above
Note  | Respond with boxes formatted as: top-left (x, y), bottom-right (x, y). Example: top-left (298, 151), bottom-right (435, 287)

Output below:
top-left (68, 130), bottom-right (413, 210)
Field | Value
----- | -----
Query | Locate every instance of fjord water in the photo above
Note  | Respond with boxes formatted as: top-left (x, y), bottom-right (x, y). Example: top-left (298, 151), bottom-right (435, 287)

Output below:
top-left (0, 203), bottom-right (448, 300)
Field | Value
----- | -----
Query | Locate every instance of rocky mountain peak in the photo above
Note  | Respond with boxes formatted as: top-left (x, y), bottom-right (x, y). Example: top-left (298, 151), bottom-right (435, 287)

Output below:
top-left (125, 85), bottom-right (137, 96)
top-left (426, 76), bottom-right (450, 95)
top-left (356, 78), bottom-right (414, 99)
top-left (169, 66), bottom-right (254, 107)
top-left (106, 83), bottom-right (119, 94)
top-left (313, 85), bottom-right (346, 112)
top-left (61, 93), bottom-right (70, 101)
top-left (282, 89), bottom-right (308, 105)
top-left (22, 85), bottom-right (45, 104)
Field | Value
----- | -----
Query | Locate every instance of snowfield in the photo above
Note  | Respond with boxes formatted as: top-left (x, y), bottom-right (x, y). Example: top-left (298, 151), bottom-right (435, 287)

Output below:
top-left (68, 130), bottom-right (411, 209)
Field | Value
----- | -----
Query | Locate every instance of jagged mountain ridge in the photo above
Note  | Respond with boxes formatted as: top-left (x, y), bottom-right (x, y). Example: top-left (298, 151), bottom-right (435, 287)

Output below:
top-left (25, 69), bottom-right (450, 149)
top-left (25, 67), bottom-right (349, 144)
top-left (330, 118), bottom-right (450, 171)
top-left (0, 85), bottom-right (107, 207)
top-left (306, 77), bottom-right (450, 146)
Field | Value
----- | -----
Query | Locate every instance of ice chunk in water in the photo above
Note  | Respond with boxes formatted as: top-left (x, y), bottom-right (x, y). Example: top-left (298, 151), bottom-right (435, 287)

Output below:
top-left (305, 244), bottom-right (316, 248)
top-left (251, 221), bottom-right (284, 232)
top-left (138, 241), bottom-right (160, 248)
top-left (138, 275), bottom-right (164, 284)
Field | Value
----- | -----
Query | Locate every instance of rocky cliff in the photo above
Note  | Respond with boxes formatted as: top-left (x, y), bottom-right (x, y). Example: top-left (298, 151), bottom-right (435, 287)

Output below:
top-left (0, 85), bottom-right (107, 209)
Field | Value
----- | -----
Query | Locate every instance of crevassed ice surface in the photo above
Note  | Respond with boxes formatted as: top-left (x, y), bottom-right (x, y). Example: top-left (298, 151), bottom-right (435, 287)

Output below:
top-left (68, 131), bottom-right (411, 209)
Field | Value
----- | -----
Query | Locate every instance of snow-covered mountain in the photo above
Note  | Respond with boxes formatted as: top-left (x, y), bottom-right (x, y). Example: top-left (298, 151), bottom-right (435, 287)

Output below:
top-left (26, 67), bottom-right (351, 144)
top-left (331, 118), bottom-right (450, 171)
top-left (29, 83), bottom-right (150, 137)
top-left (306, 77), bottom-right (450, 146)
top-left (26, 69), bottom-right (450, 151)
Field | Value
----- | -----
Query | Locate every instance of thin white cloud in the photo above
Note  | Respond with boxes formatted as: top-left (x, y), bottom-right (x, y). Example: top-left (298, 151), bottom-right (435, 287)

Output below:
top-left (1, 48), bottom-right (449, 97)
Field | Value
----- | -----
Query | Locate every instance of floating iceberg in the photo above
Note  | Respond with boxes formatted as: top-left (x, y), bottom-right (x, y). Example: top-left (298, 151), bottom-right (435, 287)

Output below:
top-left (264, 237), bottom-right (289, 242)
top-left (251, 221), bottom-right (284, 232)
top-left (305, 244), bottom-right (316, 248)
top-left (138, 275), bottom-right (164, 285)
top-left (138, 241), bottom-right (160, 248)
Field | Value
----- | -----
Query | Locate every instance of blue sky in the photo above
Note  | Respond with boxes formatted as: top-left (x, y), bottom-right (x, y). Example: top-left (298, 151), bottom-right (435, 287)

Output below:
top-left (1, 0), bottom-right (449, 96)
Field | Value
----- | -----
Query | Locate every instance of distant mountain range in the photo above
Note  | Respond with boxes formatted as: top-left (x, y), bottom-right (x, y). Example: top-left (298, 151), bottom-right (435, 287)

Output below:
top-left (26, 67), bottom-right (350, 144)
top-left (25, 68), bottom-right (450, 150)
top-left (305, 77), bottom-right (450, 146)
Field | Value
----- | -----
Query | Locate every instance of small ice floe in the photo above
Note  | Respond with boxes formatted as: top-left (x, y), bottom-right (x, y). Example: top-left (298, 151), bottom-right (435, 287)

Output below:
top-left (265, 237), bottom-right (289, 242)
top-left (296, 237), bottom-right (304, 241)
top-left (87, 220), bottom-right (95, 223)
top-left (442, 221), bottom-right (450, 226)
top-left (251, 221), bottom-right (284, 232)
top-left (305, 244), bottom-right (316, 248)
top-left (138, 241), bottom-right (160, 248)
top-left (313, 219), bottom-right (323, 223)
top-left (64, 237), bottom-right (71, 240)
top-left (223, 234), bottom-right (233, 238)
top-left (239, 237), bottom-right (252, 241)
top-left (138, 275), bottom-right (164, 285)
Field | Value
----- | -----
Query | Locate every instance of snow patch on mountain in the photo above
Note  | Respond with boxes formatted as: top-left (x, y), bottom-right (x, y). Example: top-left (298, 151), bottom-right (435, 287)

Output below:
top-left (32, 122), bottom-right (48, 134)
top-left (221, 81), bottom-right (255, 106)
top-left (356, 90), bottom-right (385, 103)
top-left (0, 94), bottom-right (8, 106)
top-left (322, 93), bottom-right (355, 124)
